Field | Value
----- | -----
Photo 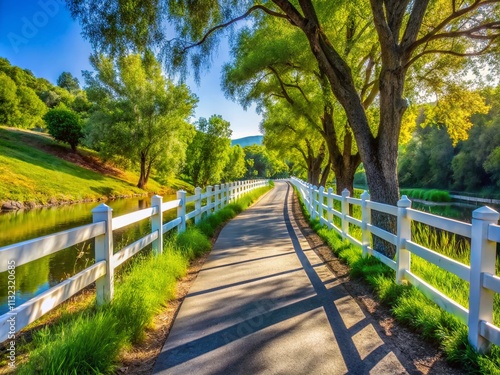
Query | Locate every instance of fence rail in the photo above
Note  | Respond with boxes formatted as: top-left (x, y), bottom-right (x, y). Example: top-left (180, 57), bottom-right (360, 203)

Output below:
top-left (0, 179), bottom-right (269, 343)
top-left (290, 177), bottom-right (500, 354)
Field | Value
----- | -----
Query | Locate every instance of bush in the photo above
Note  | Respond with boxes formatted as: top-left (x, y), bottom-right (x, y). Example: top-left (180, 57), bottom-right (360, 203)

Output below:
top-left (43, 109), bottom-right (82, 151)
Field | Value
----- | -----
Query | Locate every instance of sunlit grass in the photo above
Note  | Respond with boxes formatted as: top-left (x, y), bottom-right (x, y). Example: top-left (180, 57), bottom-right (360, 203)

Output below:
top-left (0, 127), bottom-right (166, 205)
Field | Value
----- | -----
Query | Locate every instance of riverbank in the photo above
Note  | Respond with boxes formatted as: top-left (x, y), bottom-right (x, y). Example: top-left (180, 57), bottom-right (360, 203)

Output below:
top-left (0, 127), bottom-right (191, 212)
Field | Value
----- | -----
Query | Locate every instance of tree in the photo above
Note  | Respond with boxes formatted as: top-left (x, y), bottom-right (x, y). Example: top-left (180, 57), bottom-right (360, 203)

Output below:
top-left (222, 18), bottom-right (360, 191)
top-left (223, 145), bottom-right (247, 182)
top-left (0, 59), bottom-right (47, 128)
top-left (84, 53), bottom-right (197, 188)
top-left (0, 72), bottom-right (19, 125)
top-left (68, 0), bottom-right (500, 257)
top-left (184, 115), bottom-right (232, 186)
top-left (57, 72), bottom-right (80, 93)
top-left (243, 145), bottom-right (288, 179)
top-left (43, 108), bottom-right (83, 151)
top-left (260, 103), bottom-right (330, 186)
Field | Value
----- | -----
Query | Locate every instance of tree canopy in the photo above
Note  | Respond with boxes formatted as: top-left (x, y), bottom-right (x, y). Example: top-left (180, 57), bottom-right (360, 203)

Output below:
top-left (184, 115), bottom-right (232, 187)
top-left (84, 52), bottom-right (197, 188)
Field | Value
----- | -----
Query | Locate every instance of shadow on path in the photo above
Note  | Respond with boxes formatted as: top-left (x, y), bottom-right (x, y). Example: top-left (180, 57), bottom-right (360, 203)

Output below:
top-left (153, 182), bottom-right (418, 374)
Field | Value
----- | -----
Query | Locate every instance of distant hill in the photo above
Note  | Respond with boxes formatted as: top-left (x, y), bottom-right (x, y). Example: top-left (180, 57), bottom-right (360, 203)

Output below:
top-left (231, 135), bottom-right (264, 148)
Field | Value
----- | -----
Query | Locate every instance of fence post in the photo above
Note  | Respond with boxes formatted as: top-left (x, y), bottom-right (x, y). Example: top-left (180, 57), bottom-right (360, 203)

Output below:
top-left (206, 185), bottom-right (213, 213)
top-left (177, 190), bottom-right (186, 233)
top-left (361, 191), bottom-right (371, 257)
top-left (396, 195), bottom-right (412, 284)
top-left (228, 182), bottom-right (233, 203)
top-left (468, 206), bottom-right (500, 353)
top-left (341, 188), bottom-right (350, 239)
top-left (318, 186), bottom-right (325, 223)
top-left (194, 187), bottom-right (202, 224)
top-left (225, 183), bottom-right (229, 206)
top-left (327, 187), bottom-right (334, 226)
top-left (311, 186), bottom-right (318, 220)
top-left (151, 195), bottom-right (163, 255)
top-left (92, 204), bottom-right (114, 305)
top-left (307, 184), bottom-right (313, 216)
top-left (214, 185), bottom-right (220, 212)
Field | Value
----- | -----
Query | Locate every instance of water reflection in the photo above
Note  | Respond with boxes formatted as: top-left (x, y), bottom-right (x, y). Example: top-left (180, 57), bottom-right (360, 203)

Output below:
top-left (0, 195), bottom-right (178, 315)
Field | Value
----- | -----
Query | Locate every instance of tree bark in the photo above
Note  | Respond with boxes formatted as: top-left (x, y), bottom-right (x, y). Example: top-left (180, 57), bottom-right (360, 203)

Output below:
top-left (306, 142), bottom-right (326, 186)
top-left (319, 160), bottom-right (330, 187)
top-left (137, 152), bottom-right (147, 189)
top-left (320, 106), bottom-right (361, 195)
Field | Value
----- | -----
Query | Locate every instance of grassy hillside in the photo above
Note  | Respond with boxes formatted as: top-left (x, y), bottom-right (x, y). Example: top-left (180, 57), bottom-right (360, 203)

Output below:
top-left (0, 127), bottom-right (184, 207)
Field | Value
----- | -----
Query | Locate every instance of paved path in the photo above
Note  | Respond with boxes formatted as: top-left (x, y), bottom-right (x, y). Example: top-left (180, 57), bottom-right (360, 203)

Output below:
top-left (153, 181), bottom-right (410, 374)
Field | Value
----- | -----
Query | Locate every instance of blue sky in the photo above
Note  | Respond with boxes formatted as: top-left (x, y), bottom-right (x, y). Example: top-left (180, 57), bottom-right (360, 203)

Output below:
top-left (0, 1), bottom-right (262, 139)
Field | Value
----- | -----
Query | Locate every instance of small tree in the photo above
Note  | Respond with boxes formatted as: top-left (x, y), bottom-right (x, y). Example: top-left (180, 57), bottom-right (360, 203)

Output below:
top-left (57, 72), bottom-right (80, 93)
top-left (43, 109), bottom-right (82, 151)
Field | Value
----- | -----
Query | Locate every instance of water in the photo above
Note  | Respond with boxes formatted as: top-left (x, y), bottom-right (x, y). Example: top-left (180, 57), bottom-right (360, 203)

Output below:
top-left (0, 195), bottom-right (178, 315)
top-left (411, 200), bottom-right (500, 223)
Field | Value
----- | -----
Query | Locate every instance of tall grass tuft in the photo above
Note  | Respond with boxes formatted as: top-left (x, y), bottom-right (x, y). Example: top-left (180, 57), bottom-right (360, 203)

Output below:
top-left (19, 312), bottom-right (126, 374)
top-left (400, 188), bottom-right (451, 203)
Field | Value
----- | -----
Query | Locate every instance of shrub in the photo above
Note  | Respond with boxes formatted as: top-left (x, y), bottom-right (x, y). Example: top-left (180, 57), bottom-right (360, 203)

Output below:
top-left (43, 108), bottom-right (82, 151)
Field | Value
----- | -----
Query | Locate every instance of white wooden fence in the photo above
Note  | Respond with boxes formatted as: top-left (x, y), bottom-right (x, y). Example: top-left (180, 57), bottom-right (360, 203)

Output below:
top-left (291, 177), bottom-right (500, 354)
top-left (0, 179), bottom-right (268, 343)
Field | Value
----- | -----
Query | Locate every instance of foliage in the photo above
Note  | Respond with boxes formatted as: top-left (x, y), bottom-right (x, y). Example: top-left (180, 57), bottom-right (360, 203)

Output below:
top-left (43, 108), bottom-right (83, 151)
top-left (223, 145), bottom-right (246, 182)
top-left (57, 72), bottom-right (80, 93)
top-left (84, 52), bottom-right (197, 188)
top-left (0, 58), bottom-right (94, 130)
top-left (0, 71), bottom-right (19, 125)
top-left (184, 115), bottom-right (232, 187)
top-left (243, 145), bottom-right (288, 179)
top-left (422, 85), bottom-right (490, 146)
top-left (398, 86), bottom-right (500, 194)
top-left (398, 124), bottom-right (454, 189)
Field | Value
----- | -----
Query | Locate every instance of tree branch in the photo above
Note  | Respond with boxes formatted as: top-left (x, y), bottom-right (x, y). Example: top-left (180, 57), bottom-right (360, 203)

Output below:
top-left (267, 65), bottom-right (295, 105)
top-left (407, 0), bottom-right (500, 55)
top-left (406, 39), bottom-right (496, 67)
top-left (183, 5), bottom-right (289, 51)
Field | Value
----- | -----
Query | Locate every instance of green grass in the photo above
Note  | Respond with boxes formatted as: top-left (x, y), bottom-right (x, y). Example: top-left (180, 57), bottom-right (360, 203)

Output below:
top-left (15, 184), bottom-right (272, 374)
top-left (400, 188), bottom-right (452, 203)
top-left (294, 185), bottom-right (500, 374)
top-left (0, 127), bottom-right (167, 205)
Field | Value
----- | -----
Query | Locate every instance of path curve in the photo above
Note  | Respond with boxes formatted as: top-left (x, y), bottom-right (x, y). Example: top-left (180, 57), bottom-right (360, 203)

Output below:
top-left (153, 181), bottom-right (412, 374)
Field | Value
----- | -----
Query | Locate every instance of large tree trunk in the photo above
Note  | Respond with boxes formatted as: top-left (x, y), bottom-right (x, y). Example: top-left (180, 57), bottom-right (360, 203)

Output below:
top-left (306, 142), bottom-right (326, 186)
top-left (319, 160), bottom-right (330, 187)
top-left (320, 105), bottom-right (361, 195)
top-left (137, 152), bottom-right (147, 189)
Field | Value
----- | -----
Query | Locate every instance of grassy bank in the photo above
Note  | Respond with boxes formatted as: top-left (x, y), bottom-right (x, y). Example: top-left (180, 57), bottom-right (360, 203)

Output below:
top-left (295, 187), bottom-right (500, 374)
top-left (0, 127), bottom-right (173, 207)
top-left (400, 188), bottom-right (452, 202)
top-left (13, 185), bottom-right (272, 374)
